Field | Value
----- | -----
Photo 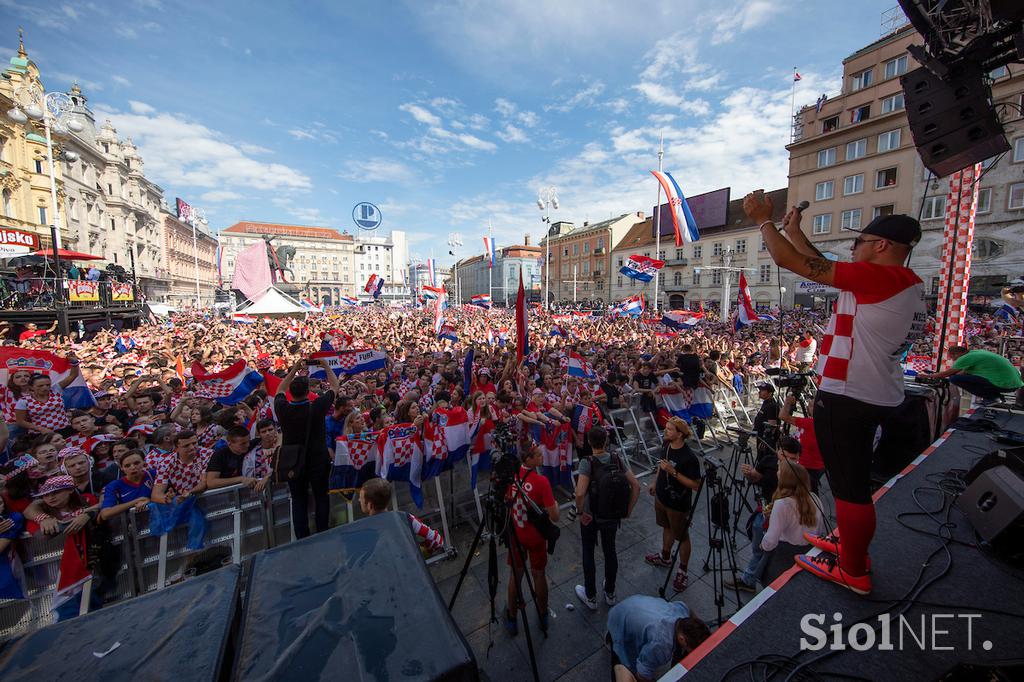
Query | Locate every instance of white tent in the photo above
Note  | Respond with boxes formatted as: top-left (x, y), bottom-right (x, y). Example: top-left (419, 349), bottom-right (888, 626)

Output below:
top-left (235, 287), bottom-right (308, 317)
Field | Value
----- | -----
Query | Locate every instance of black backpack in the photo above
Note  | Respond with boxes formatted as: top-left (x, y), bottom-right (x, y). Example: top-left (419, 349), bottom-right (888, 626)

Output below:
top-left (589, 455), bottom-right (631, 521)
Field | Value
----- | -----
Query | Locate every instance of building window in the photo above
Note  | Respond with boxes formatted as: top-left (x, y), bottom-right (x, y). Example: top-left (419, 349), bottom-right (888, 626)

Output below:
top-left (735, 239), bottom-right (746, 254)
top-left (1013, 138), bottom-right (1024, 163)
top-left (841, 208), bottom-right (863, 230)
top-left (598, 237), bottom-right (605, 249)
top-left (712, 242), bottom-right (723, 257)
top-left (884, 55), bottom-right (908, 80)
top-left (881, 93), bottom-right (904, 114)
top-left (617, 256), bottom-right (623, 267)
top-left (616, 275), bottom-right (622, 286)
top-left (873, 204), bottom-right (895, 218)
top-left (658, 250), bottom-right (666, 260)
top-left (989, 65), bottom-right (1009, 79)
top-left (812, 214), bottom-right (832, 234)
top-left (921, 196), bottom-right (946, 220)
top-left (876, 167), bottom-right (898, 188)
top-left (673, 271), bottom-right (682, 285)
top-left (583, 261), bottom-right (590, 274)
top-left (815, 180), bottom-right (834, 201)
top-left (1, 189), bottom-right (11, 217)
top-left (0, 135), bottom-right (5, 161)
top-left (692, 271), bottom-right (701, 286)
top-left (851, 104), bottom-right (870, 124)
top-left (844, 173), bottom-right (864, 195)
top-left (821, 116), bottom-right (840, 134)
top-left (846, 138), bottom-right (867, 161)
top-left (977, 187), bottom-right (992, 214)
top-left (759, 264), bottom-right (771, 283)
top-left (817, 147), bottom-right (837, 168)
top-left (674, 248), bottom-right (684, 260)
top-left (1009, 182), bottom-right (1024, 210)
top-left (572, 244), bottom-right (578, 256)
top-left (102, 142), bottom-right (109, 153)
top-left (712, 271), bottom-right (723, 286)
top-left (583, 242), bottom-right (590, 254)
top-left (878, 129), bottom-right (901, 152)
top-left (34, 159), bottom-right (44, 174)
top-left (693, 245), bottom-right (702, 259)
top-left (851, 68), bottom-right (873, 91)
top-left (760, 236), bottom-right (767, 252)
top-left (38, 206), bottom-right (47, 225)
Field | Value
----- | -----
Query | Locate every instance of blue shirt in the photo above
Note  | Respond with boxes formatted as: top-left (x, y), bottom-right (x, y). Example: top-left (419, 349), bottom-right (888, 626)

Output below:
top-left (607, 595), bottom-right (689, 680)
top-left (325, 414), bottom-right (345, 450)
top-left (101, 475), bottom-right (154, 509)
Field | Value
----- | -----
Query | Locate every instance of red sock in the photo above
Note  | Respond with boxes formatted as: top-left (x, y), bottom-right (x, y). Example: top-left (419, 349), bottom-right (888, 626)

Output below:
top-left (835, 499), bottom-right (875, 577)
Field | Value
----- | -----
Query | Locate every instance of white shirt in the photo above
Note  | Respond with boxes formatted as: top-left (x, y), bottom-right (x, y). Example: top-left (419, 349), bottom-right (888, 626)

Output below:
top-left (794, 338), bottom-right (817, 364)
top-left (761, 496), bottom-right (824, 552)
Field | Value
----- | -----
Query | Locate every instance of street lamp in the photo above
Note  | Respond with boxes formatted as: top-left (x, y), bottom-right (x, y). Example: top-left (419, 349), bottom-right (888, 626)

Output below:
top-left (447, 232), bottom-right (462, 303)
top-left (7, 80), bottom-right (83, 250)
top-left (696, 248), bottom-right (756, 321)
top-left (538, 186), bottom-right (559, 310)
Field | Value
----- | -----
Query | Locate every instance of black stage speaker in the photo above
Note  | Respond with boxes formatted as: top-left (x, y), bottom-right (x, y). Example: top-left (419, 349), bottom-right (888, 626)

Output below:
top-left (901, 63), bottom-right (1010, 178)
top-left (233, 512), bottom-right (478, 681)
top-left (872, 390), bottom-right (934, 486)
top-left (957, 465), bottom-right (1024, 564)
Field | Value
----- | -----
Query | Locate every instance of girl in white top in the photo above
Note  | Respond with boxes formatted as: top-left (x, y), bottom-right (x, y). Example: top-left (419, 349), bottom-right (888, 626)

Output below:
top-left (761, 461), bottom-right (824, 583)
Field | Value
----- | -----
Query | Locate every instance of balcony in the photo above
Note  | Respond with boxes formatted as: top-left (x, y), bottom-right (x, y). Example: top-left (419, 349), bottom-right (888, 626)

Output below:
top-left (664, 257), bottom-right (688, 266)
top-left (593, 247), bottom-right (606, 256)
top-left (591, 270), bottom-right (603, 280)
top-left (663, 283), bottom-right (688, 293)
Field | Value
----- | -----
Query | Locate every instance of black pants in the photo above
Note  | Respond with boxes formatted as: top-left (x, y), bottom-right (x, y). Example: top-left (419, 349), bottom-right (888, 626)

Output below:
top-left (948, 374), bottom-right (1009, 400)
top-left (812, 391), bottom-right (887, 504)
top-left (288, 455), bottom-right (330, 538)
top-left (582, 520), bottom-right (618, 598)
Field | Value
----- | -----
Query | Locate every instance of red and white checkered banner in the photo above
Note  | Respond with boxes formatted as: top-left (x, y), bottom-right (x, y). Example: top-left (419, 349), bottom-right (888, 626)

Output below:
top-left (932, 163), bottom-right (981, 371)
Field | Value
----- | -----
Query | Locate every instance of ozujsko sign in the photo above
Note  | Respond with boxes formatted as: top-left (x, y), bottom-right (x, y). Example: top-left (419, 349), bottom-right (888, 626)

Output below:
top-left (0, 228), bottom-right (40, 258)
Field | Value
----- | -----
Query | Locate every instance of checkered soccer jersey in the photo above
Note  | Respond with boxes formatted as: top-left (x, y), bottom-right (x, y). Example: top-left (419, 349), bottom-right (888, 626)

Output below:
top-left (815, 261), bottom-right (926, 407)
top-left (15, 391), bottom-right (70, 432)
top-left (155, 448), bottom-right (213, 494)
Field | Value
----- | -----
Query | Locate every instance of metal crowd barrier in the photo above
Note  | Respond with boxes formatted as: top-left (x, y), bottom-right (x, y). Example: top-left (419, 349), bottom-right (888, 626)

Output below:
top-left (0, 481), bottom-right (293, 640)
top-left (0, 276), bottom-right (140, 311)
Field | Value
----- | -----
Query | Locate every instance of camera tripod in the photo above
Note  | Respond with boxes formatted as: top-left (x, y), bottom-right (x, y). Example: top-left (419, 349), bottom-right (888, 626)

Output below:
top-left (724, 428), bottom-right (758, 547)
top-left (447, 480), bottom-right (543, 682)
top-left (658, 457), bottom-right (745, 626)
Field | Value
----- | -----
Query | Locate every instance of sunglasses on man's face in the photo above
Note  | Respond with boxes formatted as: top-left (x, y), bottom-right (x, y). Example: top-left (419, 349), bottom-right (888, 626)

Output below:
top-left (852, 237), bottom-right (886, 249)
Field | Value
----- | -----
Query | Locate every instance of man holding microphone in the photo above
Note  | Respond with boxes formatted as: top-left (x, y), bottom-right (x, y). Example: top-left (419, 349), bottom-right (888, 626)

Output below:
top-left (744, 191), bottom-right (925, 594)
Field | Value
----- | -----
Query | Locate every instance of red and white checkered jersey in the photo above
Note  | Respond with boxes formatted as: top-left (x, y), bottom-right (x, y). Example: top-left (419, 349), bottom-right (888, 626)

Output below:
top-left (406, 512), bottom-right (444, 552)
top-left (15, 391), bottom-right (70, 432)
top-left (815, 261), bottom-right (926, 406)
top-left (155, 447), bottom-right (213, 494)
top-left (0, 386), bottom-right (21, 424)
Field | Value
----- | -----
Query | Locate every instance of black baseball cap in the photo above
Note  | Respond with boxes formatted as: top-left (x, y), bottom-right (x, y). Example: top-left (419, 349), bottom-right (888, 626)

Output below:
top-left (850, 214), bottom-right (921, 247)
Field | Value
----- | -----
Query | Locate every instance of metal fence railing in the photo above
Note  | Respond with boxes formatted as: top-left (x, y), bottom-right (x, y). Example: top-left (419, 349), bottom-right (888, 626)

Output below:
top-left (0, 277), bottom-right (140, 311)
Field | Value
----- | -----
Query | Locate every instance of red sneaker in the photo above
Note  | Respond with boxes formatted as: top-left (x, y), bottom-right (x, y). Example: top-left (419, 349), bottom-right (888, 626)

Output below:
top-left (795, 553), bottom-right (872, 595)
top-left (804, 530), bottom-right (840, 555)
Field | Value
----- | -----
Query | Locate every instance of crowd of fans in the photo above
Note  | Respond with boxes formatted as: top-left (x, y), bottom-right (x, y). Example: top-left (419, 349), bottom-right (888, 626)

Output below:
top-left (0, 295), bottom-right (1021, 676)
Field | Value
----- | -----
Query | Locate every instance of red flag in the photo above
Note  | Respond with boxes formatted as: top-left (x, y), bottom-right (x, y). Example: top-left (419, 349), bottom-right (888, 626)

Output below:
top-left (515, 267), bottom-right (529, 365)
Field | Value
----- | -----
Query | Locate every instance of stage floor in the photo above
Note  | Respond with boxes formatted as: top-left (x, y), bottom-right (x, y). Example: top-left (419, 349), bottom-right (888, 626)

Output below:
top-left (669, 408), bottom-right (1024, 681)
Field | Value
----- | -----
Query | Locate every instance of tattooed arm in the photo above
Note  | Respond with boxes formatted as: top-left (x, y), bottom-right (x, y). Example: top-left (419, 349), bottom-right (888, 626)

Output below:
top-left (744, 190), bottom-right (836, 286)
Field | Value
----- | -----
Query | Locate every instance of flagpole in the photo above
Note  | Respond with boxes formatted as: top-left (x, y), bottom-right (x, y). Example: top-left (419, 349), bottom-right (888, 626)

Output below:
top-left (488, 219), bottom-right (493, 304)
top-left (790, 67), bottom-right (798, 142)
top-left (653, 131), bottom-right (664, 312)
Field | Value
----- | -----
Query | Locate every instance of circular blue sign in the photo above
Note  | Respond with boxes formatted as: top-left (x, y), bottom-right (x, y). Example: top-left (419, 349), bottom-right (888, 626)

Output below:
top-left (353, 202), bottom-right (383, 230)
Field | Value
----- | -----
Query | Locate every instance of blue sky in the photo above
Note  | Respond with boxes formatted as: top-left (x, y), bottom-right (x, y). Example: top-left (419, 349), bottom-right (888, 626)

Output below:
top-left (1, 0), bottom-right (900, 266)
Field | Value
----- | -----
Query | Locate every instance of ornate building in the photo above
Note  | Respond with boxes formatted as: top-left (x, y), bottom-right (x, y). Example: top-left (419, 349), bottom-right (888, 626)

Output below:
top-left (0, 35), bottom-right (69, 247)
top-left (353, 230), bottom-right (410, 302)
top-left (163, 211), bottom-right (217, 308)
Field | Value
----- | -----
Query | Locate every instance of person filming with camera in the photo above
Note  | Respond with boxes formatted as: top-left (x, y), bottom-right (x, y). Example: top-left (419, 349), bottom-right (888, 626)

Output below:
top-left (505, 440), bottom-right (560, 636)
top-left (745, 190), bottom-right (925, 594)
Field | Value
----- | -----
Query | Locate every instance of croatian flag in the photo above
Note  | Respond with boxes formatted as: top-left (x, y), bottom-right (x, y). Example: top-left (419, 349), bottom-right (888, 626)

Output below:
top-left (340, 295), bottom-right (359, 306)
top-left (300, 298), bottom-right (325, 312)
top-left (365, 273), bottom-right (385, 298)
top-left (538, 420), bottom-right (574, 490)
top-left (379, 423), bottom-right (425, 508)
top-left (231, 313), bottom-right (257, 324)
top-left (735, 272), bottom-right (761, 330)
top-left (114, 335), bottom-right (137, 354)
top-left (793, 71), bottom-right (802, 81)
top-left (659, 386), bottom-right (691, 421)
top-left (614, 294), bottom-right (645, 318)
top-left (662, 305), bottom-right (704, 329)
top-left (422, 285), bottom-right (445, 301)
top-left (498, 327), bottom-right (509, 348)
top-left (439, 324), bottom-right (458, 342)
top-left (486, 328), bottom-right (496, 345)
top-left (471, 294), bottom-right (492, 309)
top-left (191, 359), bottom-right (264, 405)
top-left (483, 237), bottom-right (496, 268)
top-left (571, 403), bottom-right (604, 435)
top-left (433, 296), bottom-right (445, 337)
top-left (515, 268), bottom-right (529, 365)
top-left (567, 352), bottom-right (596, 379)
top-left (549, 325), bottom-right (568, 338)
top-left (0, 348), bottom-right (95, 409)
top-left (426, 406), bottom-right (471, 472)
top-left (650, 170), bottom-right (700, 246)
top-left (310, 346), bottom-right (389, 377)
top-left (330, 431), bottom-right (381, 494)
top-left (427, 259), bottom-right (437, 286)
top-left (902, 354), bottom-right (933, 377)
top-left (619, 255), bottom-right (664, 283)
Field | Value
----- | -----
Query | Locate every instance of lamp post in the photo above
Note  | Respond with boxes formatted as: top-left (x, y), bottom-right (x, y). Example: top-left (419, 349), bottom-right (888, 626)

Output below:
top-left (694, 248), bottom-right (754, 321)
top-left (537, 186), bottom-right (559, 310)
top-left (447, 232), bottom-right (462, 304)
top-left (7, 82), bottom-right (83, 250)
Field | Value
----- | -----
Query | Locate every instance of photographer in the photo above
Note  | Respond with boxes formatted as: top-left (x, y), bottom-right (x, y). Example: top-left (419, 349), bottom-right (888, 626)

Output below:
top-left (505, 441), bottom-right (559, 636)
top-left (779, 395), bottom-right (825, 493)
top-left (752, 382), bottom-right (780, 456)
top-left (747, 190), bottom-right (925, 594)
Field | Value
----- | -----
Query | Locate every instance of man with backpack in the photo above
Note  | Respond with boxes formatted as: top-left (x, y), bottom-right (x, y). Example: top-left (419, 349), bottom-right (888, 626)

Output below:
top-left (574, 427), bottom-right (640, 610)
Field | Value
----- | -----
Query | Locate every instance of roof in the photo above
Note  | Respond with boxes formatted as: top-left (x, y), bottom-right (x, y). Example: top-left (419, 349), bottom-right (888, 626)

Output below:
top-left (543, 213), bottom-right (633, 244)
top-left (611, 218), bottom-right (658, 252)
top-left (236, 287), bottom-right (308, 316)
top-left (222, 221), bottom-right (353, 241)
top-left (842, 23), bottom-right (915, 64)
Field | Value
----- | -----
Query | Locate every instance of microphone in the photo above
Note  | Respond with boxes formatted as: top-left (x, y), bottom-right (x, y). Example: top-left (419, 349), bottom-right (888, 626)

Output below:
top-left (770, 201), bottom-right (810, 231)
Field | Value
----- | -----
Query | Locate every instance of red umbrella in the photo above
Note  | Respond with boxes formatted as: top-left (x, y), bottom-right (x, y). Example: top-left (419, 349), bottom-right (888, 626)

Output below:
top-left (31, 248), bottom-right (104, 261)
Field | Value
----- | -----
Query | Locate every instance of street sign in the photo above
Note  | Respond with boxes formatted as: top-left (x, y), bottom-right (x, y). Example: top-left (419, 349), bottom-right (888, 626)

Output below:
top-left (353, 202), bottom-right (382, 230)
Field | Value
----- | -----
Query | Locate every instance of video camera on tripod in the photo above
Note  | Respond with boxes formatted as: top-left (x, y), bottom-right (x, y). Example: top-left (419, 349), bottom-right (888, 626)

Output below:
top-left (775, 370), bottom-right (815, 396)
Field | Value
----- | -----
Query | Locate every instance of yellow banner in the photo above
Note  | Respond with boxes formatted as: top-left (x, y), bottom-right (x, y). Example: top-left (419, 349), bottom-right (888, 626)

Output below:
top-left (68, 280), bottom-right (99, 302)
top-left (111, 282), bottom-right (134, 301)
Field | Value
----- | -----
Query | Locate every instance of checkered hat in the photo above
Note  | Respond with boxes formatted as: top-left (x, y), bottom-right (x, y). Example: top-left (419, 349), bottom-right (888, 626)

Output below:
top-left (34, 474), bottom-right (76, 497)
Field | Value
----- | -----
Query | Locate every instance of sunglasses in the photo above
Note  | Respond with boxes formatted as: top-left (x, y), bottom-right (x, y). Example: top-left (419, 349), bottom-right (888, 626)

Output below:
top-left (852, 237), bottom-right (886, 248)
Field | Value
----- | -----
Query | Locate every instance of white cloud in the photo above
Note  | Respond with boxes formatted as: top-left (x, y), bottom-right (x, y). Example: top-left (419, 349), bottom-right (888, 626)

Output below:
top-left (114, 26), bottom-right (138, 39)
top-left (62, 5), bottom-right (79, 19)
top-left (111, 74), bottom-right (131, 87)
top-left (340, 157), bottom-right (419, 185)
top-left (632, 83), bottom-right (710, 116)
top-left (128, 100), bottom-right (155, 114)
top-left (496, 125), bottom-right (528, 144)
top-left (52, 72), bottom-right (104, 92)
top-left (430, 97), bottom-right (460, 112)
top-left (93, 103), bottom-right (312, 195)
top-left (466, 114), bottom-right (488, 130)
top-left (271, 197), bottom-right (325, 224)
top-left (200, 190), bottom-right (243, 202)
top-left (457, 132), bottom-right (497, 151)
top-left (606, 98), bottom-right (630, 114)
top-left (287, 125), bottom-right (339, 143)
top-left (710, 0), bottom-right (777, 45)
top-left (113, 21), bottom-right (161, 40)
top-left (239, 143), bottom-right (272, 154)
top-left (288, 129), bottom-right (316, 140)
top-left (399, 103), bottom-right (442, 127)
top-left (544, 82), bottom-right (605, 113)
top-left (517, 110), bottom-right (539, 128)
top-left (494, 98), bottom-right (516, 118)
